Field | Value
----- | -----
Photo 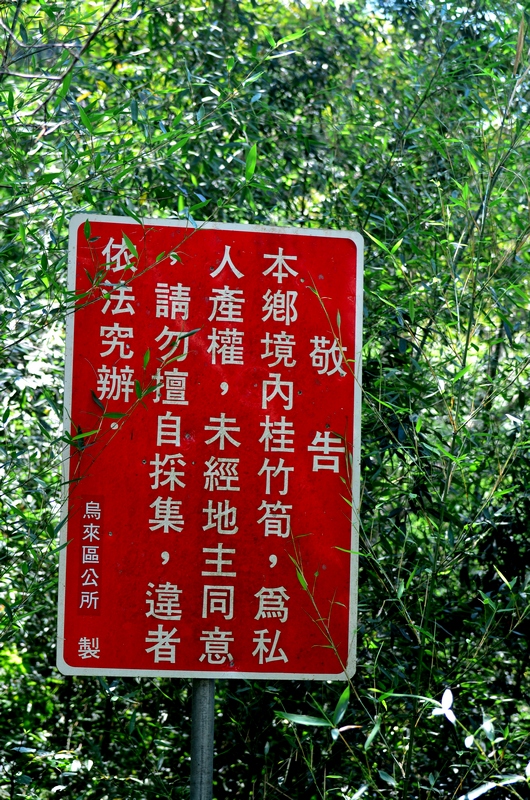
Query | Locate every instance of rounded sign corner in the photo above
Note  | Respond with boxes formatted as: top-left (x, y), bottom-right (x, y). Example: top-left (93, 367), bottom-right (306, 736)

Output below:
top-left (69, 213), bottom-right (89, 239)
top-left (56, 647), bottom-right (76, 676)
top-left (346, 230), bottom-right (364, 250)
top-left (344, 661), bottom-right (357, 680)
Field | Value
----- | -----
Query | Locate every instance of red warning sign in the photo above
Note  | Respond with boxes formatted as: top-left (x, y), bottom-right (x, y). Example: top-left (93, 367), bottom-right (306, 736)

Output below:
top-left (57, 216), bottom-right (363, 679)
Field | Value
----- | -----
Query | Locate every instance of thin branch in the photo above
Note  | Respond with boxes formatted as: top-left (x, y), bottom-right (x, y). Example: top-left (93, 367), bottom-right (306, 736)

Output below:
top-left (1, 0), bottom-right (23, 70)
top-left (0, 68), bottom-right (62, 81)
top-left (8, 42), bottom-right (78, 67)
top-left (35, 0), bottom-right (122, 112)
top-left (0, 16), bottom-right (25, 49)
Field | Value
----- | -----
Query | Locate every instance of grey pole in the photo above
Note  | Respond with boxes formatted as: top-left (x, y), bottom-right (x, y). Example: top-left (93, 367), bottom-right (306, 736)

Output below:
top-left (190, 678), bottom-right (215, 800)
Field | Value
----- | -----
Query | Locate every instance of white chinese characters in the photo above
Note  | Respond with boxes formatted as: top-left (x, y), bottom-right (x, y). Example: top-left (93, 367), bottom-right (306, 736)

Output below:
top-left (146, 582), bottom-right (182, 620)
top-left (79, 501), bottom-right (102, 615)
top-left (155, 283), bottom-right (191, 320)
top-left (310, 336), bottom-right (347, 377)
top-left (308, 431), bottom-right (346, 473)
top-left (263, 248), bottom-right (298, 283)
top-left (102, 237), bottom-right (136, 273)
top-left (71, 228), bottom-right (355, 675)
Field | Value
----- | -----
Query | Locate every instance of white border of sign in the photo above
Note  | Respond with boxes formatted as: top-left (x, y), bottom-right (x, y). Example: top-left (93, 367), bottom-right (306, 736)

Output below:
top-left (57, 215), bottom-right (363, 680)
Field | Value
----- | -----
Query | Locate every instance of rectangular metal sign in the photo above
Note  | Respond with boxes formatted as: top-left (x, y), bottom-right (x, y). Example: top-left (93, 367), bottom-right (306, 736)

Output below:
top-left (57, 215), bottom-right (363, 679)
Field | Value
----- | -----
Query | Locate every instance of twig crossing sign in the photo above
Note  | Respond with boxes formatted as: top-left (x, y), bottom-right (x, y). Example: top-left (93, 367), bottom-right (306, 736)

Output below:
top-left (57, 216), bottom-right (363, 679)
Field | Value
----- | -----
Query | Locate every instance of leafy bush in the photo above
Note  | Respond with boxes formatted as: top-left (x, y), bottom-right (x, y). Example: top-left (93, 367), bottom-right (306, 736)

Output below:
top-left (2, 0), bottom-right (530, 798)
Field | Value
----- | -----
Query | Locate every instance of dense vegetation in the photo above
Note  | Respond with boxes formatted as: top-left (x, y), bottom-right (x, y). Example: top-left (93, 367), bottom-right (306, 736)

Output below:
top-left (2, 0), bottom-right (530, 797)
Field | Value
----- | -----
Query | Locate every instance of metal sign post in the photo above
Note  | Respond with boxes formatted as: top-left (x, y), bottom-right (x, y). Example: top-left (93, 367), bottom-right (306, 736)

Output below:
top-left (190, 679), bottom-right (215, 800)
top-left (57, 214), bottom-right (363, 795)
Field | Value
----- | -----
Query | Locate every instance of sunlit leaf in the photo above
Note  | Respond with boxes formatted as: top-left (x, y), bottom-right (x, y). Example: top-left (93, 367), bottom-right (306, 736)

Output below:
top-left (78, 105), bottom-right (95, 135)
top-left (379, 771), bottom-right (396, 787)
top-left (122, 232), bottom-right (138, 260)
top-left (275, 712), bottom-right (331, 727)
top-left (264, 28), bottom-right (276, 47)
top-left (276, 29), bottom-right (305, 45)
top-left (364, 718), bottom-right (381, 750)
top-left (245, 143), bottom-right (258, 181)
top-left (332, 685), bottom-right (350, 726)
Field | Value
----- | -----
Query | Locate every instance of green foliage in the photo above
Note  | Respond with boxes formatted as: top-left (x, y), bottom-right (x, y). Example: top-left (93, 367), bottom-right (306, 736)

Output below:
top-left (3, 0), bottom-right (530, 798)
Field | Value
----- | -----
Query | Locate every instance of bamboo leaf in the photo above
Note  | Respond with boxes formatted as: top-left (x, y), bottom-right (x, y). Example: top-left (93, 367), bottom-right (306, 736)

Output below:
top-left (364, 229), bottom-right (391, 253)
top-left (91, 390), bottom-right (104, 410)
top-left (379, 771), bottom-right (396, 787)
top-left (245, 143), bottom-right (258, 181)
top-left (276, 29), bottom-right (305, 45)
top-left (58, 71), bottom-right (73, 101)
top-left (296, 570), bottom-right (308, 591)
top-left (514, 15), bottom-right (525, 75)
top-left (78, 105), bottom-right (95, 135)
top-left (264, 28), bottom-right (276, 47)
top-left (332, 686), bottom-right (350, 726)
top-left (122, 232), bottom-right (138, 260)
top-left (275, 712), bottom-right (331, 727)
top-left (364, 718), bottom-right (381, 750)
top-left (71, 429), bottom-right (98, 440)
